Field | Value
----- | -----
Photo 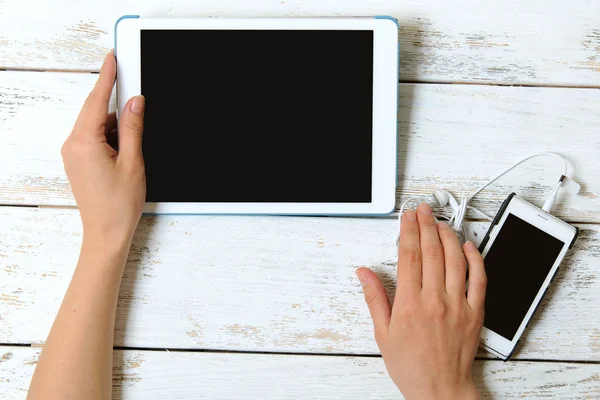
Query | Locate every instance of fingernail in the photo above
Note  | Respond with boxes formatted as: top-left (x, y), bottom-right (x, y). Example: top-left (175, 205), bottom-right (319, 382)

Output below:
top-left (355, 269), bottom-right (370, 286)
top-left (130, 95), bottom-right (145, 114)
top-left (465, 241), bottom-right (477, 252)
top-left (418, 203), bottom-right (432, 215)
top-left (438, 221), bottom-right (449, 230)
top-left (404, 210), bottom-right (416, 221)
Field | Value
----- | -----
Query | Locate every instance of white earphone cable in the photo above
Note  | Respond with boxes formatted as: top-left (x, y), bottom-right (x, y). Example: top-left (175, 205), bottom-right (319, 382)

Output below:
top-left (466, 152), bottom-right (568, 203)
top-left (467, 206), bottom-right (494, 222)
top-left (396, 152), bottom-right (574, 247)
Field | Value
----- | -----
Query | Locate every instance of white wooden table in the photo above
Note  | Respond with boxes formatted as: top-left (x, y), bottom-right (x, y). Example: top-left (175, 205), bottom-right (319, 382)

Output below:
top-left (1, 1), bottom-right (599, 399)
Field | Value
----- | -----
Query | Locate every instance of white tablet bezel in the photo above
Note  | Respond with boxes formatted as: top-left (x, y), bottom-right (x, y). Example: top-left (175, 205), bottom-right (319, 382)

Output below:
top-left (478, 196), bottom-right (577, 359)
top-left (115, 17), bottom-right (398, 215)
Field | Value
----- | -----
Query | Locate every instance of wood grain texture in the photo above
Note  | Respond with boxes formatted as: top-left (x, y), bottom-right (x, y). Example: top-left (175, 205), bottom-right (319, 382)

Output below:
top-left (1, 71), bottom-right (599, 221)
top-left (1, 0), bottom-right (599, 85)
top-left (0, 347), bottom-right (598, 399)
top-left (1, 207), bottom-right (599, 361)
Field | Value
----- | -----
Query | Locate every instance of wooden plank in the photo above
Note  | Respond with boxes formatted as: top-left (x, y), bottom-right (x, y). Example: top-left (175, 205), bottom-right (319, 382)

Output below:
top-left (1, 71), bottom-right (600, 221)
top-left (0, 71), bottom-right (85, 206)
top-left (1, 207), bottom-right (599, 361)
top-left (1, 347), bottom-right (598, 399)
top-left (1, 0), bottom-right (599, 85)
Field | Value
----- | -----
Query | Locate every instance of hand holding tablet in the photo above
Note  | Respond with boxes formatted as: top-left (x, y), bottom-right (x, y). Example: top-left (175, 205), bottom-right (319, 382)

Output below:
top-left (115, 17), bottom-right (399, 215)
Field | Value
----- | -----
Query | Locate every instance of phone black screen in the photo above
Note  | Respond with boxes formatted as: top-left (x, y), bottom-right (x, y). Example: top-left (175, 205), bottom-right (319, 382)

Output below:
top-left (483, 213), bottom-right (565, 340)
top-left (140, 30), bottom-right (374, 202)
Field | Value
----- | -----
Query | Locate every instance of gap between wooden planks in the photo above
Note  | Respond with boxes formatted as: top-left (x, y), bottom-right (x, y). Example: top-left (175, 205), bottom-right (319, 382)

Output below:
top-left (0, 346), bottom-right (598, 399)
top-left (1, 71), bottom-right (599, 221)
top-left (1, 207), bottom-right (599, 362)
top-left (0, 0), bottom-right (599, 86)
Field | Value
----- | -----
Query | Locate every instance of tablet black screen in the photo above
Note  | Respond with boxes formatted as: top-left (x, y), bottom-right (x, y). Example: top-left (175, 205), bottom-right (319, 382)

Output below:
top-left (140, 30), bottom-right (374, 202)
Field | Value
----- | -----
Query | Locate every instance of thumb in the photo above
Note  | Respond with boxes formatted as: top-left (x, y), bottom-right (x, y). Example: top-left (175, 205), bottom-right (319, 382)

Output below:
top-left (356, 267), bottom-right (391, 345)
top-left (118, 95), bottom-right (145, 162)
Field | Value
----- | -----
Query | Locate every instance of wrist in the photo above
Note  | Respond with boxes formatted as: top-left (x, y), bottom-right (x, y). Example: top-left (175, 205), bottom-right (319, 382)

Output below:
top-left (80, 231), bottom-right (133, 268)
top-left (82, 222), bottom-right (135, 249)
top-left (439, 382), bottom-right (480, 400)
top-left (451, 382), bottom-right (480, 400)
top-left (408, 380), bottom-right (479, 400)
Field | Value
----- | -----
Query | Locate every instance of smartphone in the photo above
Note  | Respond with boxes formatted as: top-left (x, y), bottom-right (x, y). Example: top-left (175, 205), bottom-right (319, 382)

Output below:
top-left (478, 193), bottom-right (578, 360)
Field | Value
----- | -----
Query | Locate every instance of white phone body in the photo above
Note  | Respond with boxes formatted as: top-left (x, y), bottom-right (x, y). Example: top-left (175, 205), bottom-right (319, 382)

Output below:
top-left (478, 194), bottom-right (578, 360)
top-left (114, 16), bottom-right (399, 215)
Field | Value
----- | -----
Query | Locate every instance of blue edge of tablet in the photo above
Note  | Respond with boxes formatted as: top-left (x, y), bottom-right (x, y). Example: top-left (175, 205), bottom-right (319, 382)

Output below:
top-left (114, 15), bottom-right (400, 217)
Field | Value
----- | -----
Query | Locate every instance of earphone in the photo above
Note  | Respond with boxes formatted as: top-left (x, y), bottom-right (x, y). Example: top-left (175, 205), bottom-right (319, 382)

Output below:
top-left (395, 152), bottom-right (581, 247)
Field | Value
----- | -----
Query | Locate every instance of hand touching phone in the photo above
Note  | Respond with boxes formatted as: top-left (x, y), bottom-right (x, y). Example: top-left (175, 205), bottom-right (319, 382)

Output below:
top-left (357, 203), bottom-right (487, 400)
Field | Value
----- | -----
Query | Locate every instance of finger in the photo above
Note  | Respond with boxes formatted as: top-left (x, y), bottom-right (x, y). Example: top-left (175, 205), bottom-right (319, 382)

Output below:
top-left (74, 51), bottom-right (116, 134)
top-left (88, 50), bottom-right (116, 110)
top-left (105, 112), bottom-right (117, 134)
top-left (396, 210), bottom-right (421, 293)
top-left (465, 241), bottom-right (487, 311)
top-left (438, 222), bottom-right (467, 299)
top-left (356, 267), bottom-right (391, 345)
top-left (117, 95), bottom-right (145, 163)
top-left (417, 203), bottom-right (445, 291)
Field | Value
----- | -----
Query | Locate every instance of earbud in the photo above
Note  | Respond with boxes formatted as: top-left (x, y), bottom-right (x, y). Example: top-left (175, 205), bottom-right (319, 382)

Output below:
top-left (433, 190), bottom-right (448, 206)
top-left (560, 175), bottom-right (581, 195)
top-left (433, 189), bottom-right (468, 235)
top-left (433, 190), bottom-right (459, 210)
top-left (397, 153), bottom-right (577, 250)
top-left (397, 191), bottom-right (469, 248)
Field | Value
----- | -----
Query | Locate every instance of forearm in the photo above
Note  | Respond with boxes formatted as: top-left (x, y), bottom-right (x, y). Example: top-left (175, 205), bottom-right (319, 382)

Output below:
top-left (403, 378), bottom-right (480, 400)
top-left (27, 237), bottom-right (131, 400)
top-left (422, 383), bottom-right (480, 400)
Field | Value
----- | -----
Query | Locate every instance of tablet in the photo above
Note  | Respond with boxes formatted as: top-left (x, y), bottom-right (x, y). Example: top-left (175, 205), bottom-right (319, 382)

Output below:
top-left (115, 16), bottom-right (399, 215)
